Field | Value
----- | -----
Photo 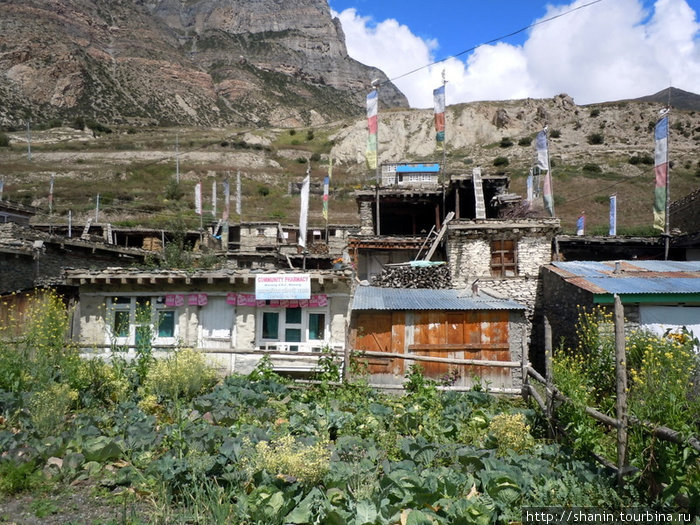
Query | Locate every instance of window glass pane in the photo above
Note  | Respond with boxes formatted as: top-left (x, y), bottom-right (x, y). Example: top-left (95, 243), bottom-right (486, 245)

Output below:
top-left (135, 325), bottom-right (150, 347)
top-left (309, 313), bottom-right (325, 340)
top-left (114, 311), bottom-right (130, 337)
top-left (285, 328), bottom-right (302, 342)
top-left (262, 312), bottom-right (279, 339)
top-left (113, 296), bottom-right (130, 305)
top-left (158, 311), bottom-right (175, 338)
top-left (286, 307), bottom-right (302, 324)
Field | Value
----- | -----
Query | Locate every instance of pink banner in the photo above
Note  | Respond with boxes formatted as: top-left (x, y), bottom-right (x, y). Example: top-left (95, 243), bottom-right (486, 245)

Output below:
top-left (228, 293), bottom-right (327, 307)
top-left (165, 294), bottom-right (185, 307)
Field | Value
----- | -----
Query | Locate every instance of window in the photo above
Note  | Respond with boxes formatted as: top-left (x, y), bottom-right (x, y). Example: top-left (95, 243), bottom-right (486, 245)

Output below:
top-left (157, 310), bottom-right (175, 338)
top-left (490, 239), bottom-right (518, 277)
top-left (308, 313), bottom-right (325, 341)
top-left (262, 312), bottom-right (279, 339)
top-left (107, 296), bottom-right (178, 347)
top-left (257, 307), bottom-right (329, 352)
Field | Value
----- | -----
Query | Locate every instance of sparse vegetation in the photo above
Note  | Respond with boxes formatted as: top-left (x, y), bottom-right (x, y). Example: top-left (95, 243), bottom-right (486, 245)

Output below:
top-left (499, 137), bottom-right (514, 148)
top-left (587, 132), bottom-right (604, 145)
top-left (0, 132), bottom-right (9, 147)
top-left (493, 156), bottom-right (509, 167)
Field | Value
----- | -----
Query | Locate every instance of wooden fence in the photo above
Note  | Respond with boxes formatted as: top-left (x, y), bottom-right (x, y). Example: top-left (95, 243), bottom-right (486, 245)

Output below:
top-left (523, 294), bottom-right (700, 494)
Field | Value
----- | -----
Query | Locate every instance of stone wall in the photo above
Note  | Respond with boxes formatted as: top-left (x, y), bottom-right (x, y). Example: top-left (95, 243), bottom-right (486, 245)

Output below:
top-left (359, 201), bottom-right (374, 235)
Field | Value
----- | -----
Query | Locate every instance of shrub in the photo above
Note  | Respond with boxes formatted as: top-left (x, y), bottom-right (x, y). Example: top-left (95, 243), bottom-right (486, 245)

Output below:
top-left (499, 137), bottom-right (514, 148)
top-left (245, 435), bottom-right (330, 485)
top-left (288, 129), bottom-right (296, 136)
top-left (0, 132), bottom-right (10, 147)
top-left (310, 152), bottom-right (321, 162)
top-left (549, 129), bottom-right (561, 139)
top-left (306, 130), bottom-right (314, 141)
top-left (488, 413), bottom-right (535, 456)
top-left (589, 108), bottom-right (600, 117)
top-left (256, 185), bottom-right (270, 197)
top-left (587, 133), bottom-right (604, 145)
top-left (582, 163), bottom-right (602, 173)
top-left (141, 348), bottom-right (218, 402)
top-left (165, 179), bottom-right (184, 201)
top-left (493, 156), bottom-right (509, 167)
top-left (28, 382), bottom-right (77, 437)
top-left (518, 136), bottom-right (532, 146)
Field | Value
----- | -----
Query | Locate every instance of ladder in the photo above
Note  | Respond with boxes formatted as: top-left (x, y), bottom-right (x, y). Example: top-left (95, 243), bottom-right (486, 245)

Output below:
top-left (473, 167), bottom-right (486, 219)
top-left (80, 218), bottom-right (92, 240)
top-left (414, 225), bottom-right (437, 261)
top-left (423, 211), bottom-right (455, 261)
top-left (104, 223), bottom-right (113, 244)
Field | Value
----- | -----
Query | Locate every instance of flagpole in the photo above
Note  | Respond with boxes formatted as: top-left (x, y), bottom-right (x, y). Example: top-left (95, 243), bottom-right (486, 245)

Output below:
top-left (373, 81), bottom-right (381, 236)
top-left (441, 70), bottom-right (447, 220)
top-left (664, 108), bottom-right (671, 260)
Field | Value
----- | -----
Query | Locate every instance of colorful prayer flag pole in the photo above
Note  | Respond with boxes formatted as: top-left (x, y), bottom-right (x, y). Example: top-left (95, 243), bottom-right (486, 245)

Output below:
top-left (433, 84), bottom-right (445, 151)
top-left (322, 175), bottom-right (329, 221)
top-left (653, 113), bottom-right (669, 232)
top-left (576, 212), bottom-right (585, 236)
top-left (365, 89), bottom-right (378, 170)
top-left (0, 178), bottom-right (4, 201)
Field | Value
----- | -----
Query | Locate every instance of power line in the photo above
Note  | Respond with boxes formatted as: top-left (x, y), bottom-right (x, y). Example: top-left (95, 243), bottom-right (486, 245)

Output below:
top-left (382, 0), bottom-right (605, 85)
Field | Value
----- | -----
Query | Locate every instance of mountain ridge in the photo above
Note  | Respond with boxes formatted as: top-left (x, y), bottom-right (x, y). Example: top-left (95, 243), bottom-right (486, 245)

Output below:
top-left (0, 0), bottom-right (408, 128)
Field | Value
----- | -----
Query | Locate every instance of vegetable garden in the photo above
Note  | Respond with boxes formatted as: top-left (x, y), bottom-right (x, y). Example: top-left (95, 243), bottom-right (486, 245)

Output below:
top-left (0, 291), bottom-right (698, 524)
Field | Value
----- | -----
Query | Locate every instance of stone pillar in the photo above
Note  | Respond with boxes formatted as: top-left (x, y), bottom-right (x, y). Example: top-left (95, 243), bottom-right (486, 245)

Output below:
top-left (359, 201), bottom-right (374, 235)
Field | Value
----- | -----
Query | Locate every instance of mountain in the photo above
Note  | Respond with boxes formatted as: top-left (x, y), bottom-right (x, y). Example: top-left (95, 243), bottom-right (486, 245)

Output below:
top-left (0, 0), bottom-right (408, 128)
top-left (627, 87), bottom-right (700, 112)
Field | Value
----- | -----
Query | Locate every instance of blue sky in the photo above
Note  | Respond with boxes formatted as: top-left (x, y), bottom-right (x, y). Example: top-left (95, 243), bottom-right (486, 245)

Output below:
top-left (328, 0), bottom-right (700, 107)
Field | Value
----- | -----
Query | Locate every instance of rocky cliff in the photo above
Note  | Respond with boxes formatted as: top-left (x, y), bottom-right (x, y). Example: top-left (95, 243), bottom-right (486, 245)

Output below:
top-left (0, 0), bottom-right (407, 127)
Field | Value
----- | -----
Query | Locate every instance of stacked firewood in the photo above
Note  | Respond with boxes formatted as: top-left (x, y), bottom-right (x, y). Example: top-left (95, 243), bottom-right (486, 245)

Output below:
top-left (371, 263), bottom-right (452, 289)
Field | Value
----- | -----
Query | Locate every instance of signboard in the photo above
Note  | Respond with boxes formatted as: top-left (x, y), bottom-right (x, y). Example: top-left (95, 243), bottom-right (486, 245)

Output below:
top-left (255, 274), bottom-right (311, 300)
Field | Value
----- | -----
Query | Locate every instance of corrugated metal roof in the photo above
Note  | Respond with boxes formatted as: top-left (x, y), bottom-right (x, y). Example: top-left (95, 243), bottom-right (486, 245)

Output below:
top-left (549, 260), bottom-right (700, 295)
top-left (352, 286), bottom-right (525, 311)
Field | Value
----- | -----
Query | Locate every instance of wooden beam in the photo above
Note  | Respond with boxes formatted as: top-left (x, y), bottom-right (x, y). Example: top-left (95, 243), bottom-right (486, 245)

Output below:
top-left (408, 343), bottom-right (509, 351)
top-left (352, 349), bottom-right (519, 368)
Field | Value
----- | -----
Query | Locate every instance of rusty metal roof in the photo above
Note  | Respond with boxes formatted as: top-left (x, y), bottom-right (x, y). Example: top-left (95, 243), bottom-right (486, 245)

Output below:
top-left (548, 261), bottom-right (700, 295)
top-left (352, 286), bottom-right (525, 311)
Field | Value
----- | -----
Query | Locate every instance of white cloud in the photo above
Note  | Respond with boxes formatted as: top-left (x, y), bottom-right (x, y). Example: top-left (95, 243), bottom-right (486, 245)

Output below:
top-left (334, 0), bottom-right (700, 107)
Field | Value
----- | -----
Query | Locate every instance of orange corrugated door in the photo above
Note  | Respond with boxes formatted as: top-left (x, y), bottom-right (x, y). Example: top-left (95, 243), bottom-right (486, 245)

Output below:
top-left (354, 312), bottom-right (398, 375)
top-left (480, 311), bottom-right (510, 385)
top-left (446, 312), bottom-right (465, 382)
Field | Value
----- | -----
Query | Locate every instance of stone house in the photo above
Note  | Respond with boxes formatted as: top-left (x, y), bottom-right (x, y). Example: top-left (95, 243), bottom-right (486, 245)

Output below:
top-left (64, 267), bottom-right (352, 375)
top-left (541, 260), bottom-right (700, 351)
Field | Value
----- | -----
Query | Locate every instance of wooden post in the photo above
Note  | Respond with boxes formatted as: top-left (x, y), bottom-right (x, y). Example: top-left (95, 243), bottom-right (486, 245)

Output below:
top-left (521, 338), bottom-right (529, 402)
top-left (614, 294), bottom-right (628, 488)
top-left (544, 316), bottom-right (554, 437)
top-left (343, 320), bottom-right (351, 383)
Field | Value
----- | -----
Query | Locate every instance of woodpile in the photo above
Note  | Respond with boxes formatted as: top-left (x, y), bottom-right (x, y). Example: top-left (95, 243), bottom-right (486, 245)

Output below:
top-left (371, 263), bottom-right (452, 289)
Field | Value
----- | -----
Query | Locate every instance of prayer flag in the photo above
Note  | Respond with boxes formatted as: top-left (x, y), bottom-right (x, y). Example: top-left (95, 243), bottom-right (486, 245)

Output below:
top-left (610, 195), bottom-right (617, 236)
top-left (536, 129), bottom-right (554, 216)
top-left (366, 90), bottom-right (378, 170)
top-left (576, 213), bottom-right (585, 236)
top-left (526, 169), bottom-right (534, 208)
top-left (222, 179), bottom-right (230, 221)
top-left (194, 182), bottom-right (202, 215)
top-left (211, 180), bottom-right (217, 218)
top-left (0, 179), bottom-right (4, 201)
top-left (236, 171), bottom-right (242, 215)
top-left (322, 175), bottom-right (330, 221)
top-left (48, 173), bottom-right (55, 211)
top-left (298, 171), bottom-right (310, 248)
top-left (653, 114), bottom-right (669, 232)
top-left (433, 85), bottom-right (445, 151)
